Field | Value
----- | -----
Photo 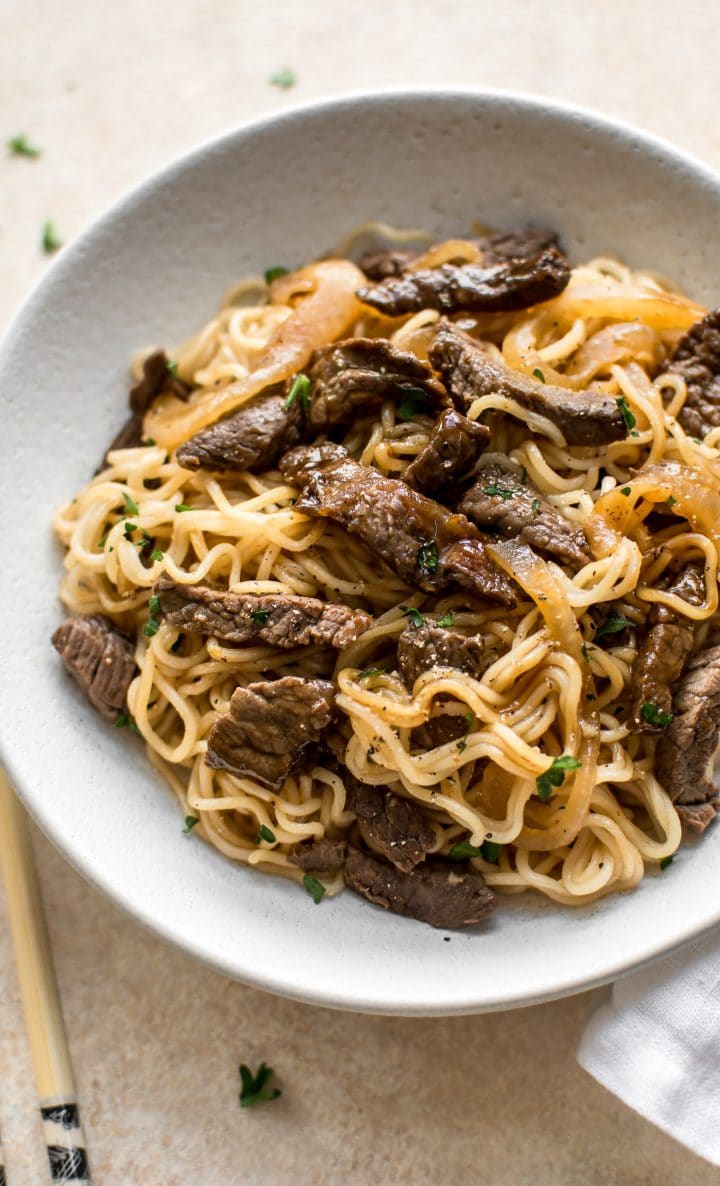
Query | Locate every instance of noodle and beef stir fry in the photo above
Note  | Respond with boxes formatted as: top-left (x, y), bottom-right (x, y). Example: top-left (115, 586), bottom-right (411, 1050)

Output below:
top-left (52, 225), bottom-right (720, 929)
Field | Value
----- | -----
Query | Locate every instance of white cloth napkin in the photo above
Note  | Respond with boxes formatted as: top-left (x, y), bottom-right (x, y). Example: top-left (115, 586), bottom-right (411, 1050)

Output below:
top-left (578, 930), bottom-right (720, 1166)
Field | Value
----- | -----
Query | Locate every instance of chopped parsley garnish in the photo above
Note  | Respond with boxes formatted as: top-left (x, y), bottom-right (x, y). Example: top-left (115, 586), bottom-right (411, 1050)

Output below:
top-left (536, 754), bottom-right (582, 802)
top-left (148, 594), bottom-right (161, 615)
top-left (264, 266), bottom-right (289, 284)
top-left (620, 486), bottom-right (632, 497)
top-left (616, 395), bottom-right (636, 431)
top-left (7, 134), bottom-right (41, 157)
top-left (532, 367), bottom-right (545, 383)
top-left (251, 609), bottom-right (270, 628)
top-left (256, 824), bottom-right (276, 845)
top-left (595, 612), bottom-right (634, 641)
top-left (144, 437), bottom-right (156, 446)
top-left (302, 874), bottom-right (325, 904)
top-left (417, 540), bottom-right (439, 573)
top-left (123, 521), bottom-right (137, 539)
top-left (400, 604), bottom-right (425, 628)
top-left (269, 66), bottom-right (296, 88)
top-left (457, 711), bottom-right (475, 752)
top-left (448, 839), bottom-right (501, 863)
top-left (41, 220), bottom-right (62, 254)
top-left (144, 613), bottom-right (160, 637)
top-left (436, 612), bottom-right (454, 627)
top-left (667, 495), bottom-right (677, 508)
top-left (183, 815), bottom-right (200, 834)
top-left (122, 490), bottom-right (139, 516)
top-left (175, 504), bottom-right (197, 512)
top-left (484, 485), bottom-right (514, 500)
top-left (355, 666), bottom-right (387, 680)
top-left (640, 702), bottom-right (674, 727)
top-left (151, 547), bottom-right (164, 561)
top-left (239, 1063), bottom-right (281, 1108)
top-left (114, 712), bottom-right (140, 735)
top-left (97, 531), bottom-right (109, 549)
top-left (531, 498), bottom-right (541, 518)
top-left (659, 854), bottom-right (674, 871)
top-left (397, 385), bottom-right (429, 421)
top-left (284, 372), bottom-right (311, 411)
top-left (166, 359), bottom-right (180, 379)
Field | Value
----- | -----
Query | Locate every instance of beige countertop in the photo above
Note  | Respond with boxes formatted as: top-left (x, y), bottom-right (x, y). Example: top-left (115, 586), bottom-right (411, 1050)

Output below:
top-left (1, 3), bottom-right (718, 1182)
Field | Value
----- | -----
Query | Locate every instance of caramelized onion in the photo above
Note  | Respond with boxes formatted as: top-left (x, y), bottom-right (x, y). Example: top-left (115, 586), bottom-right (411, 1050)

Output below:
top-left (547, 284), bottom-right (705, 330)
top-left (489, 540), bottom-right (599, 851)
top-left (144, 259), bottom-right (365, 449)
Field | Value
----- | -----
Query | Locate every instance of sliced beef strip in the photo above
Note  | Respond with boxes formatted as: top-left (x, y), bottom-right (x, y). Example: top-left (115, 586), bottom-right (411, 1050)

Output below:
top-left (357, 246), bottom-right (570, 318)
top-left (287, 838), bottom-right (348, 871)
top-left (344, 775), bottom-right (435, 873)
top-left (402, 408), bottom-right (490, 496)
top-left (129, 349), bottom-right (191, 415)
top-left (359, 247), bottom-right (421, 281)
top-left (411, 714), bottom-right (467, 749)
top-left (478, 226), bottom-right (562, 266)
top-left (667, 308), bottom-right (720, 438)
top-left (397, 622), bottom-right (490, 686)
top-left (308, 337), bottom-right (448, 431)
top-left (429, 320), bottom-right (626, 446)
top-left (655, 645), bottom-right (720, 806)
top-left (344, 848), bottom-right (496, 928)
top-left (155, 576), bottom-right (371, 649)
top-left (291, 451), bottom-right (518, 605)
top-left (676, 799), bottom-right (720, 836)
top-left (206, 677), bottom-right (336, 790)
top-left (458, 458), bottom-right (591, 570)
top-left (176, 385), bottom-right (303, 473)
top-left (104, 412), bottom-right (145, 460)
top-left (280, 441), bottom-right (349, 488)
top-left (631, 565), bottom-right (705, 732)
top-left (51, 615), bottom-right (136, 722)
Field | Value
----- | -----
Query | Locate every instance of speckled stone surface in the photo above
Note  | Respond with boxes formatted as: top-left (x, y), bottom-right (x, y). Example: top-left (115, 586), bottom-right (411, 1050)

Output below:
top-left (1, 2), bottom-right (719, 1181)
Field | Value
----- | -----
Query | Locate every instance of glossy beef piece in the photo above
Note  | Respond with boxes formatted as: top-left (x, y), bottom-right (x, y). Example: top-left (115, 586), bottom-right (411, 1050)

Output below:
top-left (129, 349), bottom-right (190, 415)
top-left (358, 247), bottom-right (418, 281)
top-left (51, 615), bottom-right (136, 722)
top-left (459, 459), bottom-right (591, 570)
top-left (655, 645), bottom-right (720, 806)
top-left (429, 321), bottom-right (626, 446)
top-left (308, 337), bottom-right (447, 431)
top-left (280, 442), bottom-right (349, 488)
top-left (104, 412), bottom-right (145, 460)
top-left (398, 622), bottom-right (489, 686)
top-left (291, 451), bottom-right (518, 604)
top-left (344, 848), bottom-right (497, 928)
top-left (676, 799), bottom-right (720, 836)
top-left (287, 838), bottom-right (348, 871)
top-left (402, 409), bottom-right (490, 495)
top-left (155, 576), bottom-right (371, 650)
top-left (357, 246), bottom-right (570, 317)
top-left (344, 776), bottom-right (435, 872)
top-left (667, 309), bottom-right (720, 438)
top-left (631, 565), bottom-right (705, 732)
top-left (206, 677), bottom-right (336, 790)
top-left (411, 714), bottom-right (467, 749)
top-left (176, 386), bottom-right (303, 473)
top-left (478, 226), bottom-right (562, 265)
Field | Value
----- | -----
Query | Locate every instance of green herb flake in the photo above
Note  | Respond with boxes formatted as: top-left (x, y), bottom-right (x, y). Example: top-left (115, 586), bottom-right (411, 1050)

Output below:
top-left (256, 824), bottom-right (276, 845)
top-left (640, 702), bottom-right (674, 727)
top-left (114, 712), bottom-right (130, 728)
top-left (239, 1062), bottom-right (281, 1108)
top-left (144, 437), bottom-right (157, 447)
top-left (448, 839), bottom-right (502, 863)
top-left (595, 612), bottom-right (634, 641)
top-left (148, 594), bottom-right (161, 615)
top-left (122, 490), bottom-right (139, 516)
top-left (151, 548), bottom-right (164, 562)
top-left (355, 666), bottom-right (388, 680)
top-left (397, 385), bottom-right (429, 421)
top-left (166, 359), bottom-right (179, 379)
top-left (417, 540), bottom-right (439, 574)
top-left (97, 532), bottom-right (109, 549)
top-left (531, 498), bottom-right (541, 518)
top-left (484, 484), bottom-right (515, 500)
top-left (616, 396), bottom-right (637, 431)
top-left (284, 372), bottom-right (311, 411)
top-left (667, 495), bottom-right (677, 508)
top-left (183, 815), bottom-right (200, 834)
top-left (144, 615), bottom-right (159, 638)
top-left (620, 486), bottom-right (632, 497)
top-left (264, 266), bottom-right (289, 284)
top-left (659, 854), bottom-right (674, 871)
top-left (532, 367), bottom-right (545, 383)
top-left (400, 604), bottom-right (424, 628)
top-left (251, 609), bottom-right (270, 628)
top-left (7, 134), bottom-right (41, 157)
top-left (269, 67), bottom-right (296, 89)
top-left (123, 521), bottom-right (137, 539)
top-left (175, 504), bottom-right (197, 513)
top-left (536, 754), bottom-right (582, 802)
top-left (41, 220), bottom-right (63, 254)
top-left (436, 612), bottom-right (454, 627)
top-left (302, 874), bottom-right (325, 904)
top-left (520, 466), bottom-right (528, 485)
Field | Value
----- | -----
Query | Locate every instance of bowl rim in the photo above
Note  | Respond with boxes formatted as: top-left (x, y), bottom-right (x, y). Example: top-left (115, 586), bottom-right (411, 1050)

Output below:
top-left (3, 85), bottom-right (720, 1015)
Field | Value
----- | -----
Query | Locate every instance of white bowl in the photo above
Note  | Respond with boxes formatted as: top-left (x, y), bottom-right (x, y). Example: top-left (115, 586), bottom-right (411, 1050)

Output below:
top-left (2, 89), bottom-right (720, 1015)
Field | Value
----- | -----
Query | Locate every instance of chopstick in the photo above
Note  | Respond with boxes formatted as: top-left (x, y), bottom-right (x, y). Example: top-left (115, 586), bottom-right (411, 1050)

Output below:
top-left (0, 772), bottom-right (92, 1183)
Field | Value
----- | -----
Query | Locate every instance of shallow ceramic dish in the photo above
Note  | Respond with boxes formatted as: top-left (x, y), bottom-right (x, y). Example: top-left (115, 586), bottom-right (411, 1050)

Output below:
top-left (2, 89), bottom-right (720, 1015)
